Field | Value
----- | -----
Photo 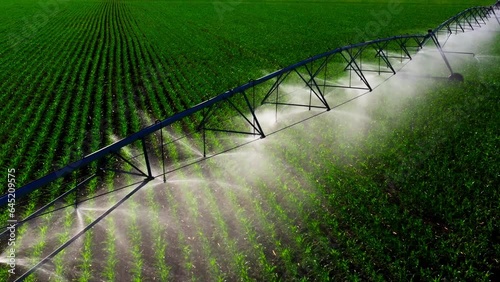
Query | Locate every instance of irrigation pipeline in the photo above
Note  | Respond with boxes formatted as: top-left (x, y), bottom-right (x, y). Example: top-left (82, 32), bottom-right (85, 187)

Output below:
top-left (2, 2), bottom-right (499, 213)
top-left (3, 4), bottom-right (499, 209)
top-left (3, 2), bottom-right (500, 280)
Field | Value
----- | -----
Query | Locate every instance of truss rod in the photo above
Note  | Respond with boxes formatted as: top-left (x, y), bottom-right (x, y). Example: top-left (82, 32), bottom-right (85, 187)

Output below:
top-left (341, 50), bottom-right (372, 91)
top-left (112, 151), bottom-right (150, 179)
top-left (0, 175), bottom-right (96, 238)
top-left (428, 30), bottom-right (454, 76)
top-left (14, 180), bottom-right (150, 282)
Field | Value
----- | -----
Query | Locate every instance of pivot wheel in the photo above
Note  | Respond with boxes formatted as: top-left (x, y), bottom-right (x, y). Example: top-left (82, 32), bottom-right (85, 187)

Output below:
top-left (449, 73), bottom-right (464, 82)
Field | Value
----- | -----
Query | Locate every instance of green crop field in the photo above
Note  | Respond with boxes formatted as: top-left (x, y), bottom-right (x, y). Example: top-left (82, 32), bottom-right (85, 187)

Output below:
top-left (0, 0), bottom-right (493, 185)
top-left (1, 0), bottom-right (499, 281)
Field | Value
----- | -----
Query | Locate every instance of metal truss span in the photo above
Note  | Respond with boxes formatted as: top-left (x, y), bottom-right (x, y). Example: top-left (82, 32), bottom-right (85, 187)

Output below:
top-left (2, 2), bottom-right (500, 280)
top-left (1, 1), bottom-right (498, 212)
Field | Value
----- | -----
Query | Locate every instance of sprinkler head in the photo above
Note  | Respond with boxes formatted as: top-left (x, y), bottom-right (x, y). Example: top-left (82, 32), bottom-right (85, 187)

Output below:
top-left (97, 167), bottom-right (105, 177)
top-left (448, 73), bottom-right (464, 82)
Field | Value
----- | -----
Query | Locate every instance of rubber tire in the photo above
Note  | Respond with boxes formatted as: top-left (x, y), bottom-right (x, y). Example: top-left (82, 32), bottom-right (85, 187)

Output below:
top-left (449, 73), bottom-right (464, 82)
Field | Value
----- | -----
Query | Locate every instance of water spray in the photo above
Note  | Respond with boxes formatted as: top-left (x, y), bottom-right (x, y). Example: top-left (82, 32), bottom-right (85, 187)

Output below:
top-left (490, 6), bottom-right (500, 24)
top-left (13, 180), bottom-right (150, 282)
top-left (427, 29), bottom-right (464, 82)
top-left (2, 3), bottom-right (499, 279)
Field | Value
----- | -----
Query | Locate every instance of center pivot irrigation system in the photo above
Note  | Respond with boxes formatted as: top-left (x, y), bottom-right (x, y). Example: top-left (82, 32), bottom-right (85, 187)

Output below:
top-left (2, 2), bottom-right (500, 280)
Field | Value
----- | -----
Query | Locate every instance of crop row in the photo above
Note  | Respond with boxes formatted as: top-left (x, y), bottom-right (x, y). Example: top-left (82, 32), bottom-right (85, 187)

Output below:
top-left (2, 0), bottom-right (498, 280)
